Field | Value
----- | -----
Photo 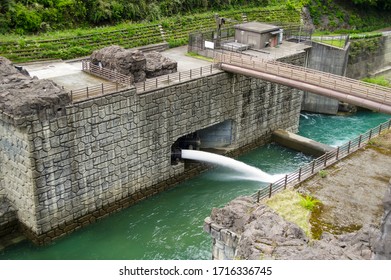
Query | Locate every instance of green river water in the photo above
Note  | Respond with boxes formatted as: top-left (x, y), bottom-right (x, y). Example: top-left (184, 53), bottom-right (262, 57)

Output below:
top-left (0, 111), bottom-right (389, 260)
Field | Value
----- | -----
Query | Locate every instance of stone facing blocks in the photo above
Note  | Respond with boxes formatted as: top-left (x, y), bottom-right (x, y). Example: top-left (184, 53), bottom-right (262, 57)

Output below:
top-left (0, 59), bottom-right (303, 244)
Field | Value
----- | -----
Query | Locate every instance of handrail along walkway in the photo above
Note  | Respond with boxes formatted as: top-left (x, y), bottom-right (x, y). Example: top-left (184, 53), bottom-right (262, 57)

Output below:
top-left (252, 119), bottom-right (391, 202)
top-left (215, 52), bottom-right (391, 114)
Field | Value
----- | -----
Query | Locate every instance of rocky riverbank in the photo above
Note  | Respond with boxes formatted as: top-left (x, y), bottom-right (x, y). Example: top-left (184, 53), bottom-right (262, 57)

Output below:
top-left (206, 130), bottom-right (391, 259)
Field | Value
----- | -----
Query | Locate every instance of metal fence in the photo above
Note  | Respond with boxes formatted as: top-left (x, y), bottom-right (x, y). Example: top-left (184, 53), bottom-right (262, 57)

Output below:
top-left (311, 34), bottom-right (349, 49)
top-left (71, 61), bottom-right (219, 101)
top-left (69, 83), bottom-right (128, 103)
top-left (135, 64), bottom-right (219, 93)
top-left (252, 119), bottom-right (391, 202)
top-left (82, 60), bottom-right (133, 86)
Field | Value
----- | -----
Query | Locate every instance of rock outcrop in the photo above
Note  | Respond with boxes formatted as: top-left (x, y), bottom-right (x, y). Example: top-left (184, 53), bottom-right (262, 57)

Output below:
top-left (145, 51), bottom-right (178, 78)
top-left (208, 196), bottom-right (381, 260)
top-left (90, 46), bottom-right (177, 83)
top-left (373, 181), bottom-right (391, 259)
top-left (0, 57), bottom-right (70, 118)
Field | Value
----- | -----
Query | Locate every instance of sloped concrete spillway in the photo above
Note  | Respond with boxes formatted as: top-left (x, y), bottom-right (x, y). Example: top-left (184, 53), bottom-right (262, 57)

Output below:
top-left (180, 149), bottom-right (282, 183)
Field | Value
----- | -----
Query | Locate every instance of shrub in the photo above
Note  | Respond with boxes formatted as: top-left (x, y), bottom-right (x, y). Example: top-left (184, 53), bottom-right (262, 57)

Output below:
top-left (300, 195), bottom-right (320, 211)
top-left (12, 3), bottom-right (42, 33)
top-left (362, 76), bottom-right (391, 87)
top-left (319, 170), bottom-right (328, 178)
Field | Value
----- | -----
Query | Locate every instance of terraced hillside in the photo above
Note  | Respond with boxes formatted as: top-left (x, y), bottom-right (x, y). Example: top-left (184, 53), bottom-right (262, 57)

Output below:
top-left (0, 6), bottom-right (301, 63)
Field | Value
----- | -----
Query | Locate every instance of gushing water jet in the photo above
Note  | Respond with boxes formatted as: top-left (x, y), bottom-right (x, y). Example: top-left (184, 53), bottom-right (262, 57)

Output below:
top-left (180, 149), bottom-right (281, 183)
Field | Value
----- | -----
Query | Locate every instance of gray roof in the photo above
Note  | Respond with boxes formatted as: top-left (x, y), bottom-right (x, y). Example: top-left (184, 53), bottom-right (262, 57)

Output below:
top-left (234, 22), bottom-right (280, 34)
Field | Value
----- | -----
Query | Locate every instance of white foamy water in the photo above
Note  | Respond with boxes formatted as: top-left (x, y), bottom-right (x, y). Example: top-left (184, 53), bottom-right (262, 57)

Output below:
top-left (181, 149), bottom-right (282, 183)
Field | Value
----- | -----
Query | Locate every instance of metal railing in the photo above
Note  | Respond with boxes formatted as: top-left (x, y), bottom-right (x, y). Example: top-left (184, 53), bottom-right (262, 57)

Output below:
top-left (135, 64), bottom-right (218, 93)
top-left (69, 83), bottom-right (128, 102)
top-left (71, 61), bottom-right (219, 101)
top-left (82, 60), bottom-right (133, 87)
top-left (252, 119), bottom-right (391, 202)
top-left (215, 52), bottom-right (391, 106)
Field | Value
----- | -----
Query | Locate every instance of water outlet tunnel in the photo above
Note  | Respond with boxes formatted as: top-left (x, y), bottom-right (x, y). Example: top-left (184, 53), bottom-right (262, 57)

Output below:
top-left (171, 120), bottom-right (234, 164)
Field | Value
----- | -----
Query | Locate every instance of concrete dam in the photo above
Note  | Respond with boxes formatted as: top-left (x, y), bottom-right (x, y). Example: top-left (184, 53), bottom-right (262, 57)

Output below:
top-left (0, 51), bottom-right (305, 244)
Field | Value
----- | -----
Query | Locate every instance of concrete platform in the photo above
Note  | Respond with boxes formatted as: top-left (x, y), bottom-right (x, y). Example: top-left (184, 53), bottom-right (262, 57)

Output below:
top-left (19, 60), bottom-right (110, 90)
top-left (272, 129), bottom-right (334, 157)
top-left (19, 46), bottom-right (213, 91)
top-left (243, 41), bottom-right (311, 60)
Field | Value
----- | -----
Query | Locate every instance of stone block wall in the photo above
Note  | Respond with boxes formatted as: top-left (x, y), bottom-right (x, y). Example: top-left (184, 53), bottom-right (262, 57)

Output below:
top-left (204, 217), bottom-right (240, 260)
top-left (0, 67), bottom-right (303, 243)
top-left (0, 113), bottom-right (37, 232)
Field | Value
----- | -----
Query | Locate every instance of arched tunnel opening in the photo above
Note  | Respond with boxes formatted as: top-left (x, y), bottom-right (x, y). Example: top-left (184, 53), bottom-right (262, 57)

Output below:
top-left (171, 119), bottom-right (234, 165)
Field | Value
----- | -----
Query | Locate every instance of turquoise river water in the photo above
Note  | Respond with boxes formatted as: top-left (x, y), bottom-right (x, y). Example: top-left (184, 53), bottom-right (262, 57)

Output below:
top-left (0, 111), bottom-right (389, 260)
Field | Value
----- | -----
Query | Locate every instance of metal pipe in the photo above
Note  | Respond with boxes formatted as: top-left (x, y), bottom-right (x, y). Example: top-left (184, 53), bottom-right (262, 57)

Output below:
top-left (220, 63), bottom-right (391, 115)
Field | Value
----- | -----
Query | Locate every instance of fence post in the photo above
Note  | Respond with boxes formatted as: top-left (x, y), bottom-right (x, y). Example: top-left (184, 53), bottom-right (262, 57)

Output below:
top-left (284, 174), bottom-right (288, 189)
top-left (298, 167), bottom-right (302, 181)
top-left (210, 64), bottom-right (212, 73)
top-left (347, 141), bottom-right (351, 153)
top-left (200, 67), bottom-right (203, 76)
top-left (257, 191), bottom-right (260, 203)
top-left (369, 130), bottom-right (372, 140)
top-left (86, 87), bottom-right (89, 98)
top-left (311, 160), bottom-right (315, 174)
top-left (336, 146), bottom-right (340, 160)
top-left (358, 134), bottom-right (362, 147)
top-left (323, 153), bottom-right (328, 167)
top-left (167, 75), bottom-right (170, 85)
top-left (268, 183), bottom-right (272, 198)
top-left (144, 81), bottom-right (146, 92)
top-left (156, 78), bottom-right (158, 88)
top-left (101, 83), bottom-right (104, 95)
top-left (388, 119), bottom-right (391, 129)
top-left (179, 72), bottom-right (181, 82)
top-left (378, 124), bottom-right (382, 135)
top-left (190, 69), bottom-right (192, 79)
top-left (70, 90), bottom-right (73, 101)
top-left (116, 81), bottom-right (118, 92)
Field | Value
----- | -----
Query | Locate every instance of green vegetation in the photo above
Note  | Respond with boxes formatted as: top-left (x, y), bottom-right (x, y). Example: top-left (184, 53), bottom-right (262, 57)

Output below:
top-left (266, 190), bottom-right (313, 237)
top-left (1, 0), bottom-right (391, 62)
top-left (349, 37), bottom-right (382, 61)
top-left (0, 5), bottom-right (302, 62)
top-left (318, 170), bottom-right (328, 178)
top-left (313, 38), bottom-right (346, 48)
top-left (310, 202), bottom-right (361, 240)
top-left (0, 0), bottom-right (306, 35)
top-left (308, 0), bottom-right (391, 32)
top-left (186, 52), bottom-right (214, 62)
top-left (299, 195), bottom-right (320, 211)
top-left (362, 76), bottom-right (391, 87)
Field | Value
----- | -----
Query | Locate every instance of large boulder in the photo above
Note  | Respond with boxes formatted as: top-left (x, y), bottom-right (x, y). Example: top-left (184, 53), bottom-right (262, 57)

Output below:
top-left (145, 51), bottom-right (177, 78)
top-left (90, 46), bottom-right (177, 83)
top-left (0, 57), bottom-right (70, 118)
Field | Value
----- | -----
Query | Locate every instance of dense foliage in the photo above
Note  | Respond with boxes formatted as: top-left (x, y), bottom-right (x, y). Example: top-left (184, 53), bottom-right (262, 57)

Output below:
top-left (1, 0), bottom-right (390, 34)
top-left (308, 0), bottom-right (391, 31)
top-left (0, 0), bottom-right (273, 34)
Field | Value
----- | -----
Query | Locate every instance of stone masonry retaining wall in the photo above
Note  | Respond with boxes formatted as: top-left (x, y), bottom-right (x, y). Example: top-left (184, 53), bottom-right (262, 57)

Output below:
top-left (0, 59), bottom-right (304, 244)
